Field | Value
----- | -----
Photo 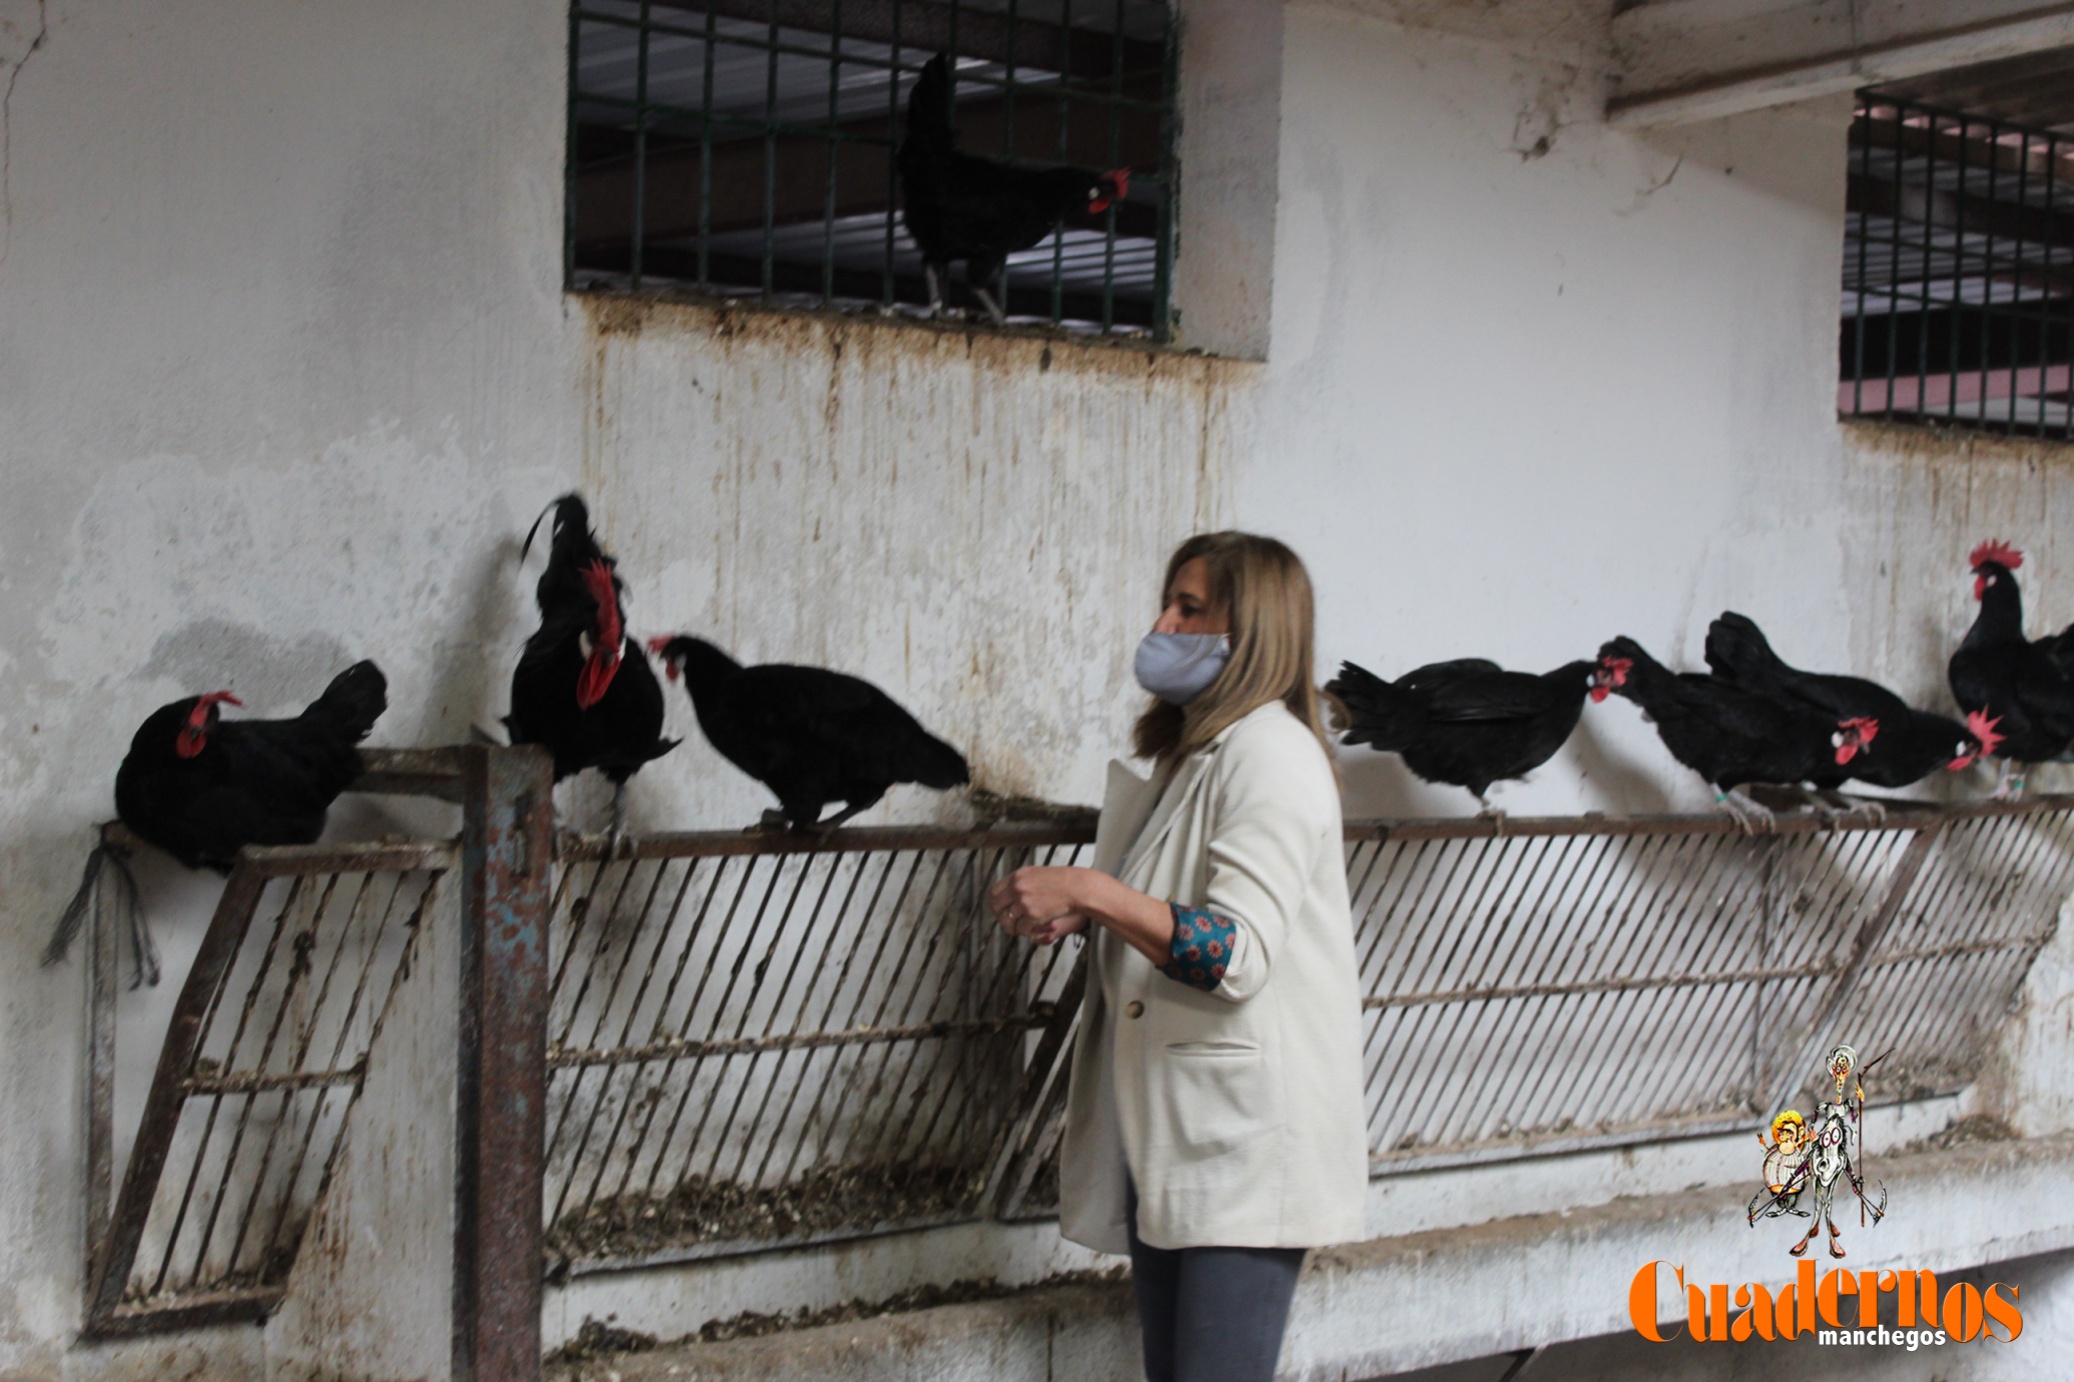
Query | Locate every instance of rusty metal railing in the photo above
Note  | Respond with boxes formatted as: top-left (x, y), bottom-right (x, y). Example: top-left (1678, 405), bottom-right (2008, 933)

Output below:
top-left (540, 826), bottom-right (1091, 1275)
top-left (78, 746), bottom-right (554, 1367)
top-left (82, 837), bottom-right (451, 1335)
top-left (1350, 802), bottom-right (2072, 1172)
top-left (533, 798), bottom-right (2074, 1259)
top-left (80, 774), bottom-right (2074, 1339)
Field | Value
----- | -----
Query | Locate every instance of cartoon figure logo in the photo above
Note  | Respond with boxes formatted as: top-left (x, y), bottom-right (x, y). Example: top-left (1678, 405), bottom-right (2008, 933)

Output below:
top-left (1748, 1044), bottom-right (1889, 1258)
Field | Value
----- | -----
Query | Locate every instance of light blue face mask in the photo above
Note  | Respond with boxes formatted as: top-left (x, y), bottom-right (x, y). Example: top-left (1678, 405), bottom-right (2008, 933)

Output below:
top-left (1134, 632), bottom-right (1232, 705)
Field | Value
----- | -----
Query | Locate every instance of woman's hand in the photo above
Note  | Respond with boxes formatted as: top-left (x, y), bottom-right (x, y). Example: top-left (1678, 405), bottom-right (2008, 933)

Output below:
top-left (990, 866), bottom-right (1175, 965)
top-left (990, 866), bottom-right (1095, 945)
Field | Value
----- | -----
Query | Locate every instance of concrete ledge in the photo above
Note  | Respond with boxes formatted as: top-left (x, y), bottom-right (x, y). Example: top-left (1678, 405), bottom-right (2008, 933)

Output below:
top-left (554, 1134), bottom-right (2074, 1382)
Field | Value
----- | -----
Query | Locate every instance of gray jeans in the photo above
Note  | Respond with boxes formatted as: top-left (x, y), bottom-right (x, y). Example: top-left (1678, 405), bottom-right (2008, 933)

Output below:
top-left (1126, 1186), bottom-right (1306, 1382)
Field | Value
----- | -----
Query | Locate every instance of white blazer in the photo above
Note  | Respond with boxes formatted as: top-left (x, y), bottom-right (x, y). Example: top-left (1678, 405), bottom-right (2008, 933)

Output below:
top-left (1057, 700), bottom-right (1370, 1254)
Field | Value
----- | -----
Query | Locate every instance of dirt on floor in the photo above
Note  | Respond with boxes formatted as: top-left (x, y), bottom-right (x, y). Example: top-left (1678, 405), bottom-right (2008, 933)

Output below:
top-left (545, 1162), bottom-right (980, 1267)
top-left (545, 1267), bottom-right (1129, 1377)
top-left (1897, 1113), bottom-right (2019, 1155)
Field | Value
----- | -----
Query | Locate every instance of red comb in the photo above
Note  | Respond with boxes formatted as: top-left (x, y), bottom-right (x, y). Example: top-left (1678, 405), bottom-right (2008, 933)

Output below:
top-left (1588, 655), bottom-right (1632, 703)
top-left (575, 561), bottom-right (624, 710)
top-left (1833, 715), bottom-right (1880, 765)
top-left (1087, 168), bottom-right (1131, 214)
top-left (646, 635), bottom-right (680, 682)
top-left (1967, 709), bottom-right (2006, 759)
top-left (1970, 540), bottom-right (2023, 571)
top-left (176, 691), bottom-right (243, 759)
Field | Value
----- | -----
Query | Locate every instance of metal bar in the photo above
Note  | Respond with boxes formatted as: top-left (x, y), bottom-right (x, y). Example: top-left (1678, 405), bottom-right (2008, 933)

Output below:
top-left (185, 1064), bottom-right (367, 1096)
top-left (711, 852), bottom-right (866, 1188)
top-left (213, 870), bottom-right (386, 1283)
top-left (231, 869), bottom-right (421, 1278)
top-left (631, 0), bottom-right (651, 286)
top-left (755, 848), bottom-right (911, 1191)
top-left (1765, 824), bottom-right (1941, 1115)
top-left (88, 1289), bottom-right (283, 1339)
top-left (561, 859), bottom-right (706, 1217)
top-left (766, 848), bottom-right (931, 1189)
top-left (698, 0), bottom-right (718, 287)
top-left (177, 871), bottom-right (353, 1292)
top-left (598, 857), bottom-right (740, 1204)
top-left (1850, 103), bottom-right (1872, 415)
top-left (558, 820), bottom-right (1097, 860)
top-left (451, 745), bottom-right (554, 1382)
top-left (84, 849), bottom-right (120, 1294)
top-left (261, 871), bottom-right (442, 1275)
top-left (355, 747), bottom-right (468, 802)
top-left (85, 864), bottom-right (269, 1332)
top-left (1152, 0), bottom-right (1176, 339)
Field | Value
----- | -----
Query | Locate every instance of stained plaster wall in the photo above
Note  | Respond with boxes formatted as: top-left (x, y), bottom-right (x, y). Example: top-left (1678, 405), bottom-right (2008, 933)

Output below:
top-left (3, 0), bottom-right (2074, 1375)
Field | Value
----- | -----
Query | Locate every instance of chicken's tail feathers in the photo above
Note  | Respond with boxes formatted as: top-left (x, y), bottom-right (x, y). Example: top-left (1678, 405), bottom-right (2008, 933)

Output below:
top-left (1703, 611), bottom-right (1783, 683)
top-left (302, 660), bottom-right (389, 743)
top-left (905, 53), bottom-right (955, 150)
top-left (1324, 660), bottom-right (1416, 750)
top-left (905, 730), bottom-right (972, 791)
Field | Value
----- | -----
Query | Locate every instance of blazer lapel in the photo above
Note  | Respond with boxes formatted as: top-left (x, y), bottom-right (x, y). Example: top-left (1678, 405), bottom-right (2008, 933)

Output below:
top-left (1117, 749), bottom-right (1218, 885)
top-left (1093, 759), bottom-right (1165, 876)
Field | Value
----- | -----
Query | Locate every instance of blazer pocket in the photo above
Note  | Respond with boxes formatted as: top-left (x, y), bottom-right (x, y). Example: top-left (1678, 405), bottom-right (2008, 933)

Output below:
top-left (1159, 1041), bottom-right (1270, 1158)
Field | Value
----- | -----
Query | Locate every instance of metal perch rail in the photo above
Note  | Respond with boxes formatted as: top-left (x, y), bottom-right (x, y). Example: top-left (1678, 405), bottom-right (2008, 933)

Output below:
top-left (76, 754), bottom-right (2073, 1343)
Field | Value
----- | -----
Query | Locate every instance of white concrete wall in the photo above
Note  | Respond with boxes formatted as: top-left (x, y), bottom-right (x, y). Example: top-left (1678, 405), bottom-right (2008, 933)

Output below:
top-left (5, 0), bottom-right (2074, 1376)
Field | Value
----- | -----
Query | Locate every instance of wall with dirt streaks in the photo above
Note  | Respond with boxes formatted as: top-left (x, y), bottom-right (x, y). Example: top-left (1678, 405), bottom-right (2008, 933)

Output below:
top-left (6, 0), bottom-right (2074, 1374)
top-left (570, 299), bottom-right (1242, 834)
top-left (0, 1), bottom-right (1237, 1377)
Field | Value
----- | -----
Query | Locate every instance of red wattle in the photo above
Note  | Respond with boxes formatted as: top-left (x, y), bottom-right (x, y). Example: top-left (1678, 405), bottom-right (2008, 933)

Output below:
top-left (576, 644), bottom-right (621, 709)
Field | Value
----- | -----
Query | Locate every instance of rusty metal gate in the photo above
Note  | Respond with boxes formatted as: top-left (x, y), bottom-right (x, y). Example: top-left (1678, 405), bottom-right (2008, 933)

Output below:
top-left (79, 762), bottom-right (2073, 1363)
top-left (540, 825), bottom-right (1090, 1275)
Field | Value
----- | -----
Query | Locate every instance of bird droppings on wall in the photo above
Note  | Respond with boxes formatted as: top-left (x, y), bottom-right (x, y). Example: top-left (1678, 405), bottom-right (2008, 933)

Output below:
top-left (571, 293), bottom-right (1249, 822)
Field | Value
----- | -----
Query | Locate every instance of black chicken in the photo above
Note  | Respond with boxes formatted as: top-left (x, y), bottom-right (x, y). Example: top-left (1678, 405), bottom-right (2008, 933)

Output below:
top-left (900, 53), bottom-right (1130, 324)
top-left (648, 636), bottom-right (970, 832)
top-left (1325, 657), bottom-right (1597, 812)
top-left (114, 660), bottom-right (387, 871)
top-left (45, 660), bottom-right (389, 986)
top-left (1595, 637), bottom-right (1851, 823)
top-left (1947, 540), bottom-right (2074, 797)
top-left (1704, 611), bottom-right (1989, 790)
top-left (505, 494), bottom-right (677, 839)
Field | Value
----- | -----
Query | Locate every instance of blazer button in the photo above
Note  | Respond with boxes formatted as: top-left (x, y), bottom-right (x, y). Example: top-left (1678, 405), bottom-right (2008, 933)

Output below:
top-left (1125, 1000), bottom-right (1144, 1019)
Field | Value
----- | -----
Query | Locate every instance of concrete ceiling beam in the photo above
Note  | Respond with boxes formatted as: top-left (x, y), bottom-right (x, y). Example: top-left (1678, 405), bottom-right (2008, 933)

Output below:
top-left (1608, 0), bottom-right (2074, 128)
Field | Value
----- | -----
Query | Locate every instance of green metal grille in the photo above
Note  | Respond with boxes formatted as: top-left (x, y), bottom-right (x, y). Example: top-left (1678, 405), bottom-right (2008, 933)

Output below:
top-left (566, 0), bottom-right (1177, 339)
top-left (1843, 97), bottom-right (2074, 439)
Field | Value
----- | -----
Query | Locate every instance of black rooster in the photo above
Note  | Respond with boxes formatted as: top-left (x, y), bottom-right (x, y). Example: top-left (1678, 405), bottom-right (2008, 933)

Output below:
top-left (1596, 637), bottom-right (1851, 824)
top-left (45, 661), bottom-right (389, 987)
top-left (1947, 540), bottom-right (2074, 797)
top-left (505, 494), bottom-right (677, 839)
top-left (1705, 611), bottom-right (1990, 790)
top-left (900, 53), bottom-right (1130, 324)
top-left (648, 636), bottom-right (970, 832)
top-left (1325, 657), bottom-right (1596, 813)
top-left (114, 660), bottom-right (387, 871)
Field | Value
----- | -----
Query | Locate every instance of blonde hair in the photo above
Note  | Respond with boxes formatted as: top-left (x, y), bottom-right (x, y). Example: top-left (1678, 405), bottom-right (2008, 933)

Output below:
top-left (1132, 532), bottom-right (1331, 766)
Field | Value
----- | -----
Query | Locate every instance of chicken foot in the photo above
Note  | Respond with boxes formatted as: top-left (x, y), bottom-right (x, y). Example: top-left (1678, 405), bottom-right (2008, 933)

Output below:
top-left (1993, 760), bottom-right (2027, 802)
top-left (1716, 789), bottom-right (1776, 833)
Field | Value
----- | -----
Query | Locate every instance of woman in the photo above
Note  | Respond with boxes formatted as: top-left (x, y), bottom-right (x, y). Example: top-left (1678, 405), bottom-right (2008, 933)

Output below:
top-left (990, 532), bottom-right (1368, 1382)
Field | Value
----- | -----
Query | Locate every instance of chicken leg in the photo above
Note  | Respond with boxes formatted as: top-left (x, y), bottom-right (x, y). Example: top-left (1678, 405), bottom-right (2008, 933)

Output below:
top-left (1717, 789), bottom-right (1776, 833)
top-left (1993, 760), bottom-right (2027, 801)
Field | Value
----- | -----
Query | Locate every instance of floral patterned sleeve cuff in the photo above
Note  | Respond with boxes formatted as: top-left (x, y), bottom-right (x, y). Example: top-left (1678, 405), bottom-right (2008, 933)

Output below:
top-left (1162, 904), bottom-right (1236, 992)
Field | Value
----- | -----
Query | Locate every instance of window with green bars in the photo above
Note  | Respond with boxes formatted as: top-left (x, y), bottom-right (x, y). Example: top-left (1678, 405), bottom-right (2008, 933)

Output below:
top-left (1842, 95), bottom-right (2074, 440)
top-left (566, 0), bottom-right (1176, 339)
